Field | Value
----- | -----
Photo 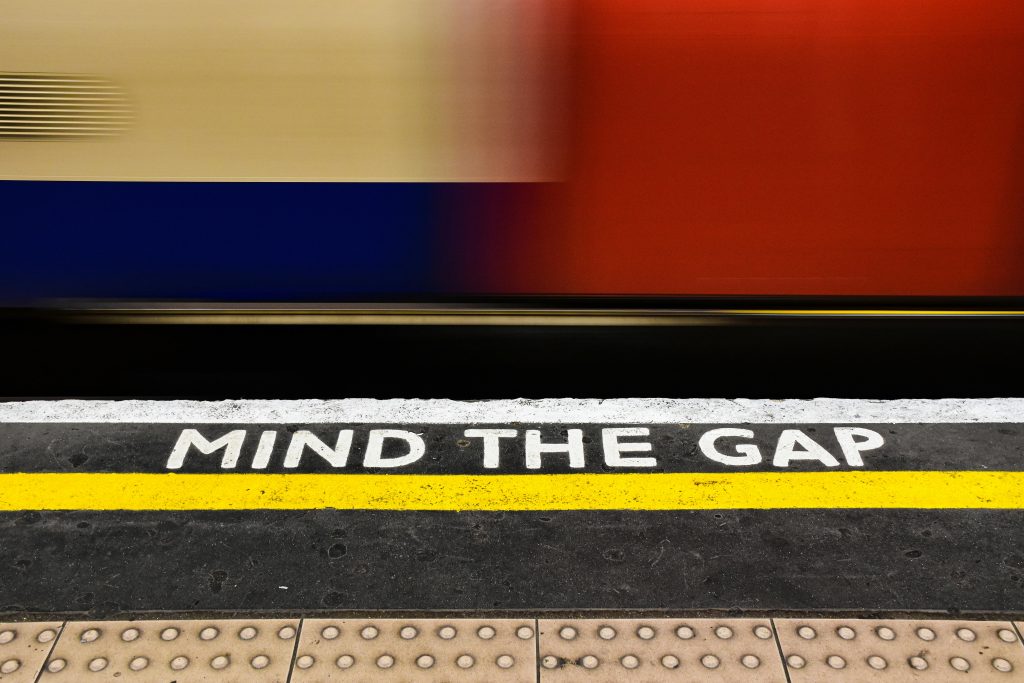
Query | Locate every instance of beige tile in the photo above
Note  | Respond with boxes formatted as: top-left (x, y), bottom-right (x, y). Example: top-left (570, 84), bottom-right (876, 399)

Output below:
top-left (777, 618), bottom-right (1024, 680)
top-left (538, 617), bottom-right (785, 682)
top-left (38, 618), bottom-right (298, 682)
top-left (292, 618), bottom-right (536, 682)
top-left (0, 622), bottom-right (63, 683)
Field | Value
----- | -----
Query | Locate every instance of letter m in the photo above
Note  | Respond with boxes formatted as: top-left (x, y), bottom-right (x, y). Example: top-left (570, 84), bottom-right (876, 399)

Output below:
top-left (167, 429), bottom-right (247, 469)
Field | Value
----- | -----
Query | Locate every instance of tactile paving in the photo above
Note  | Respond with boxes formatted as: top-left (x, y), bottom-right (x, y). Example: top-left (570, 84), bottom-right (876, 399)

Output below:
top-left (291, 618), bottom-right (536, 682)
top-left (776, 618), bottom-right (1024, 680)
top-left (0, 622), bottom-right (63, 683)
top-left (36, 618), bottom-right (299, 682)
top-left (537, 618), bottom-right (786, 682)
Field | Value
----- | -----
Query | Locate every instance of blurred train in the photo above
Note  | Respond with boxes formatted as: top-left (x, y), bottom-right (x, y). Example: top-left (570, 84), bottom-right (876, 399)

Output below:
top-left (2, 0), bottom-right (1024, 305)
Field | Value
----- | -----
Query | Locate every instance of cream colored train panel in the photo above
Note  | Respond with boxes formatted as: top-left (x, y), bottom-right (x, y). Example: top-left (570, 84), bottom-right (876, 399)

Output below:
top-left (0, 0), bottom-right (566, 181)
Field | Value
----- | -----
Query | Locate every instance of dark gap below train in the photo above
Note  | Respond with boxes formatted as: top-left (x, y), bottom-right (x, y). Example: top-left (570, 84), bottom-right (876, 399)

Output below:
top-left (1, 314), bottom-right (1022, 400)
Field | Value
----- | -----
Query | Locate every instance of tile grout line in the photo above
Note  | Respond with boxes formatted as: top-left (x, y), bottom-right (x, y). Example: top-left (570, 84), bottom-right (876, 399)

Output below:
top-left (769, 618), bottom-right (793, 683)
top-left (536, 618), bottom-right (544, 683)
top-left (284, 617), bottom-right (303, 683)
top-left (31, 621), bottom-right (65, 683)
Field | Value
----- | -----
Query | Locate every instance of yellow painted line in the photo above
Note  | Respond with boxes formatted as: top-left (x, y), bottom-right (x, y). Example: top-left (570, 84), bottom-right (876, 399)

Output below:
top-left (0, 472), bottom-right (1022, 511)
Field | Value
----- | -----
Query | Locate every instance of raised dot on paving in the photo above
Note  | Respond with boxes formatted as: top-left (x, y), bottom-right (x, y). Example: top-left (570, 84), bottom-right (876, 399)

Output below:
top-left (950, 656), bottom-right (971, 672)
top-left (993, 657), bottom-right (1014, 673)
top-left (701, 654), bottom-right (721, 669)
top-left (776, 618), bottom-right (1024, 681)
top-left (36, 618), bottom-right (297, 681)
top-left (836, 626), bottom-right (856, 640)
top-left (539, 618), bottom-right (785, 682)
top-left (0, 622), bottom-right (63, 683)
top-left (292, 618), bottom-right (536, 682)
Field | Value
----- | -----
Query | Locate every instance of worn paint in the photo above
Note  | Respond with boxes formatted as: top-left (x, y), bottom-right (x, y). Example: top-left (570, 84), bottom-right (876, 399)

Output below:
top-left (2, 397), bottom-right (1023, 424)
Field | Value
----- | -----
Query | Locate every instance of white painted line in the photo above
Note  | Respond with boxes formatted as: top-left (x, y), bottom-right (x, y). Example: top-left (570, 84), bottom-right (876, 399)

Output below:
top-left (0, 398), bottom-right (1021, 423)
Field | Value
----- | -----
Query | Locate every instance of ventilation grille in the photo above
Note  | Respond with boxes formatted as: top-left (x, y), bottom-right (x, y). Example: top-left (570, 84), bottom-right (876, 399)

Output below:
top-left (0, 72), bottom-right (131, 139)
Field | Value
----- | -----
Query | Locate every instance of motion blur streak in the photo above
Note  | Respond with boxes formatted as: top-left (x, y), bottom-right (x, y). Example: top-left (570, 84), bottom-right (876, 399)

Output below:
top-left (2, 0), bottom-right (1024, 300)
top-left (0, 0), bottom-right (568, 180)
top-left (493, 0), bottom-right (1024, 297)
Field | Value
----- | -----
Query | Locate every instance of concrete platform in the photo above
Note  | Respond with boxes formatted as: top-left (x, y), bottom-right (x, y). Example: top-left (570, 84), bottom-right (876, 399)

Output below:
top-left (0, 399), bottom-right (1022, 622)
